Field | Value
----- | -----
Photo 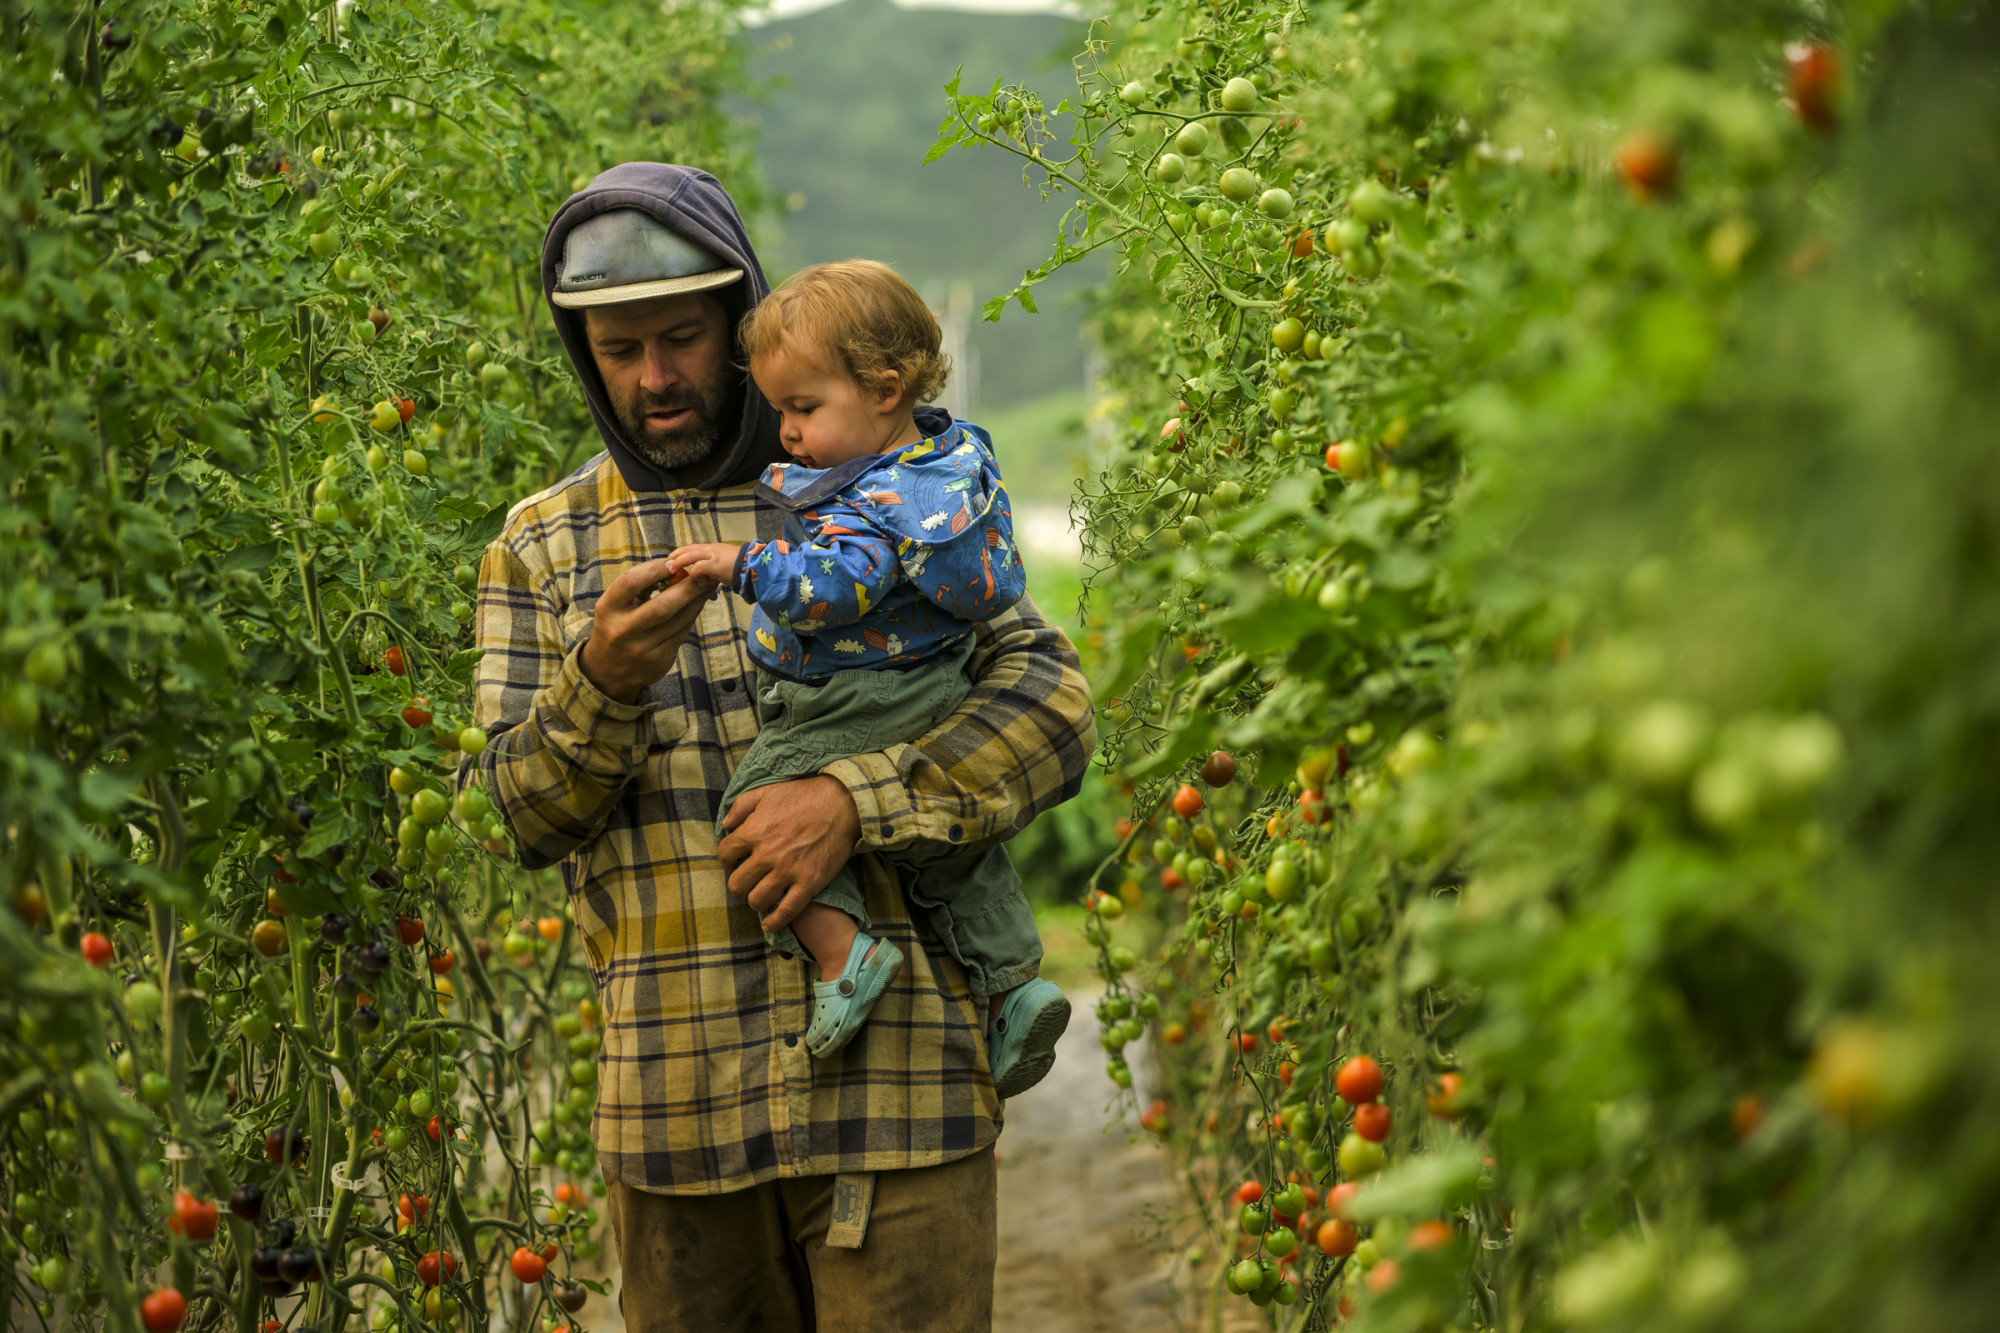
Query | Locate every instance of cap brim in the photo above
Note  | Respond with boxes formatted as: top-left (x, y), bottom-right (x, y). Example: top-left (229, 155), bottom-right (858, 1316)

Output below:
top-left (550, 268), bottom-right (744, 308)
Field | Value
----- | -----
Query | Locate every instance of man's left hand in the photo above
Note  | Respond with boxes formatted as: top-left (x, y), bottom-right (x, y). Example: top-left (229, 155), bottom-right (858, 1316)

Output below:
top-left (717, 776), bottom-right (862, 931)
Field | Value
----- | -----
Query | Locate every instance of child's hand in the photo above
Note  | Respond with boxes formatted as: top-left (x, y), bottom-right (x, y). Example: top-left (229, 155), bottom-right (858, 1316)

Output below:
top-left (667, 542), bottom-right (742, 585)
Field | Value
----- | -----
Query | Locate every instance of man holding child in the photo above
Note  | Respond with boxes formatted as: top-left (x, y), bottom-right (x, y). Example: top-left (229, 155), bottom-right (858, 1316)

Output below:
top-left (470, 162), bottom-right (1095, 1330)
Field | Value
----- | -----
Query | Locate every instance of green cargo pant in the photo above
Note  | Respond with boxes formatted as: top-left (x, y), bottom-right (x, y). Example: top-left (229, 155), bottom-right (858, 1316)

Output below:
top-left (716, 634), bottom-right (1042, 998)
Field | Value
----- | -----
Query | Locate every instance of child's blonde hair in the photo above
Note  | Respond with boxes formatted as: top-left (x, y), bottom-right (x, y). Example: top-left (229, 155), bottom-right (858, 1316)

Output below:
top-left (740, 260), bottom-right (951, 405)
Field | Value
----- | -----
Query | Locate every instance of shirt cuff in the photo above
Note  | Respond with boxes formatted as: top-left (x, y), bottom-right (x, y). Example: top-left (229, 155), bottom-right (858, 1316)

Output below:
top-left (549, 640), bottom-right (690, 755)
top-left (821, 751), bottom-right (922, 853)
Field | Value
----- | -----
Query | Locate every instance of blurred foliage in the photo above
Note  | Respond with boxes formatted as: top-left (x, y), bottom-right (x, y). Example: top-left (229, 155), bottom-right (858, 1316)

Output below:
top-left (944, 0), bottom-right (2000, 1328)
top-left (0, 0), bottom-right (756, 1329)
top-left (739, 0), bottom-right (1092, 411)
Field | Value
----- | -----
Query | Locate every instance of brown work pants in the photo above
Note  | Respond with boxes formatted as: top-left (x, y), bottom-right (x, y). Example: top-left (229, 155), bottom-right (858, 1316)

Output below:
top-left (605, 1148), bottom-right (998, 1332)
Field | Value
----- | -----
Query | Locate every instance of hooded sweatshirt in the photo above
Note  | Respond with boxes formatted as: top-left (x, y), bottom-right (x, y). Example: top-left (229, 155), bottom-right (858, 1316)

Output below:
top-left (539, 163), bottom-right (786, 493)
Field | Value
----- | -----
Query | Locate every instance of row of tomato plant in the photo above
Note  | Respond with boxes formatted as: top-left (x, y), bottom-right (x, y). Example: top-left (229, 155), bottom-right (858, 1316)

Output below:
top-left (0, 0), bottom-right (757, 1330)
top-left (942, 0), bottom-right (2000, 1329)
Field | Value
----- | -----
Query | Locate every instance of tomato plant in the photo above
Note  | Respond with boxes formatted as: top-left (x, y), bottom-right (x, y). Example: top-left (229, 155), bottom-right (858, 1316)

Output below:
top-left (0, 0), bottom-right (759, 1329)
top-left (942, 0), bottom-right (2000, 1328)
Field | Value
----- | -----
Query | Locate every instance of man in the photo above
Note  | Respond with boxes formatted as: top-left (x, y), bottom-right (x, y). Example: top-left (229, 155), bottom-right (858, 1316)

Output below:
top-left (470, 162), bottom-right (1096, 1330)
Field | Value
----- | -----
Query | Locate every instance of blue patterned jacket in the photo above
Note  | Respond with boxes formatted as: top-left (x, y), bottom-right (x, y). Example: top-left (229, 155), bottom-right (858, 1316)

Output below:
top-left (728, 414), bottom-right (1026, 680)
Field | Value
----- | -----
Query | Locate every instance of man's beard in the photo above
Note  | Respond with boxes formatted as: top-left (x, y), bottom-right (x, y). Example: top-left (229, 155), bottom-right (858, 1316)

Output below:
top-left (611, 377), bottom-right (736, 471)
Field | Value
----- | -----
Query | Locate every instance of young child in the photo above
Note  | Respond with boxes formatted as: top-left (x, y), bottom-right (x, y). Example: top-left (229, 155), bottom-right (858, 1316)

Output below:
top-left (668, 259), bottom-right (1069, 1098)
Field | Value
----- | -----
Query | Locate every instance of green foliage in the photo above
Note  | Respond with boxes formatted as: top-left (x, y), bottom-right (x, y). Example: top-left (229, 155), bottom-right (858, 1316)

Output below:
top-left (0, 0), bottom-right (752, 1327)
top-left (947, 0), bottom-right (2000, 1328)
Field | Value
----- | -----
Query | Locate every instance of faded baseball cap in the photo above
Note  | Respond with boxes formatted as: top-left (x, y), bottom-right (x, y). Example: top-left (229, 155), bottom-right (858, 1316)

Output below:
top-left (550, 209), bottom-right (744, 308)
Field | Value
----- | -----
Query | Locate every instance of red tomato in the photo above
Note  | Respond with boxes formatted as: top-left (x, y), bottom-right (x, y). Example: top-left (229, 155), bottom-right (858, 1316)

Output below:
top-left (429, 950), bottom-right (455, 975)
top-left (266, 1322), bottom-right (282, 1333)
top-left (396, 397), bottom-right (415, 424)
top-left (1354, 1101), bottom-right (1392, 1143)
top-left (428, 1114), bottom-right (447, 1141)
top-left (398, 1193), bottom-right (431, 1220)
top-left (141, 1287), bottom-right (188, 1333)
top-left (417, 1250), bottom-right (456, 1287)
top-left (510, 1247), bottom-right (547, 1284)
top-left (1326, 1182), bottom-right (1361, 1220)
top-left (1786, 40), bottom-right (1840, 133)
top-left (1335, 1055), bottom-right (1384, 1105)
top-left (1162, 1021), bottom-right (1187, 1046)
top-left (1409, 1220), bottom-right (1454, 1251)
top-left (537, 916), bottom-right (564, 943)
top-left (81, 932), bottom-right (113, 966)
top-left (398, 916), bottom-right (426, 946)
top-left (168, 1192), bottom-right (219, 1242)
top-left (1614, 130), bottom-right (1678, 201)
top-left (1234, 1032), bottom-right (1258, 1053)
top-left (1171, 783), bottom-right (1203, 818)
top-left (1290, 228), bottom-right (1315, 258)
top-left (1139, 1099), bottom-right (1170, 1134)
top-left (383, 645), bottom-right (407, 676)
top-left (1366, 1258), bottom-right (1402, 1293)
top-left (552, 1181), bottom-right (578, 1205)
top-left (1278, 1061), bottom-right (1296, 1089)
top-left (1316, 1218), bottom-right (1357, 1257)
top-left (1234, 1179), bottom-right (1264, 1205)
top-left (1158, 867), bottom-right (1185, 891)
top-left (537, 1243), bottom-right (559, 1264)
top-left (1266, 1018), bottom-right (1288, 1045)
top-left (1426, 1071), bottom-right (1464, 1119)
top-left (402, 697), bottom-right (432, 728)
top-left (1296, 789), bottom-right (1328, 824)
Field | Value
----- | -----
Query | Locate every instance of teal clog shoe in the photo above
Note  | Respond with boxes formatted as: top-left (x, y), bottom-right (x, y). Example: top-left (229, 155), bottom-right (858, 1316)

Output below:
top-left (987, 978), bottom-right (1071, 1099)
top-left (804, 932), bottom-right (904, 1059)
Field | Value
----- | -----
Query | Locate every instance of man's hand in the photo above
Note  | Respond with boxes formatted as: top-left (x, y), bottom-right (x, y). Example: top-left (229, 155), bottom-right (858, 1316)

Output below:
top-left (579, 558), bottom-right (716, 704)
top-left (717, 776), bottom-right (862, 932)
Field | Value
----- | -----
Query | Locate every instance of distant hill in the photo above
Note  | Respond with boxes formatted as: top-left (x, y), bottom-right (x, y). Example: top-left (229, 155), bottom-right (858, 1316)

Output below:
top-left (731, 0), bottom-right (1094, 419)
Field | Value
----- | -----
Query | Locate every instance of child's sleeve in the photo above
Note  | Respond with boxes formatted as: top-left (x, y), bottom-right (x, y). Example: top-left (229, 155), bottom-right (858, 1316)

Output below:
top-left (907, 505), bottom-right (1028, 623)
top-left (732, 505), bottom-right (902, 629)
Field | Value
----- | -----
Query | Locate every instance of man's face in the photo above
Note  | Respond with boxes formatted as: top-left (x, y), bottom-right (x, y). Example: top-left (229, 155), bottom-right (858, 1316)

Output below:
top-left (584, 293), bottom-right (737, 470)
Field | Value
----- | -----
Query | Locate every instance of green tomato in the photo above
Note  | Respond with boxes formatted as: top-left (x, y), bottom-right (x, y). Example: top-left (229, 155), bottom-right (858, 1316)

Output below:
top-left (453, 788), bottom-right (490, 822)
top-left (410, 789), bottom-right (448, 824)
top-left (1118, 80), bottom-right (1148, 107)
top-left (1257, 188), bottom-right (1295, 220)
top-left (1265, 859), bottom-right (1303, 901)
top-left (1337, 1130), bottom-right (1387, 1178)
top-left (398, 816), bottom-right (426, 849)
top-left (1271, 318), bottom-right (1305, 354)
top-left (1227, 1258), bottom-right (1262, 1294)
top-left (1239, 1202), bottom-right (1270, 1235)
top-left (1219, 167), bottom-right (1261, 203)
top-left (309, 229), bottom-right (340, 258)
top-left (1349, 179), bottom-right (1394, 226)
top-left (1154, 152), bottom-right (1187, 184)
top-left (569, 1058), bottom-right (598, 1086)
top-left (140, 1072), bottom-right (172, 1106)
top-left (1219, 77), bottom-right (1259, 113)
top-left (408, 1088), bottom-right (434, 1118)
top-left (425, 827), bottom-right (455, 857)
top-left (125, 981), bottom-right (163, 1025)
top-left (1174, 122), bottom-right (1210, 157)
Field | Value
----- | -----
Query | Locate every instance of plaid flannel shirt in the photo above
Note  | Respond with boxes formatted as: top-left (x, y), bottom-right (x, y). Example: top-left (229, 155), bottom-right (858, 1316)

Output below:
top-left (471, 453), bottom-right (1096, 1195)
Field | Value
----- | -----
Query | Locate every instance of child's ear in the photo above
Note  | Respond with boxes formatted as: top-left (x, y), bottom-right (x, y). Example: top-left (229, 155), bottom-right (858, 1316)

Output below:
top-left (872, 369), bottom-right (907, 413)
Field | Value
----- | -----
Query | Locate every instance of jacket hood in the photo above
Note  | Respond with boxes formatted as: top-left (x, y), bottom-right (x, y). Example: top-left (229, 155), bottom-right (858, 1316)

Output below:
top-left (540, 163), bottom-right (785, 492)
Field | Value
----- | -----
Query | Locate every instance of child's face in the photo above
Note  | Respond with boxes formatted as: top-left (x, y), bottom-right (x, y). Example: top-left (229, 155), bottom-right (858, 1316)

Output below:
top-left (750, 342), bottom-right (905, 471)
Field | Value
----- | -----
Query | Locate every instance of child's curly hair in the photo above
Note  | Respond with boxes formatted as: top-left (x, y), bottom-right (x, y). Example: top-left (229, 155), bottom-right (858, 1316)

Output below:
top-left (739, 259), bottom-right (952, 405)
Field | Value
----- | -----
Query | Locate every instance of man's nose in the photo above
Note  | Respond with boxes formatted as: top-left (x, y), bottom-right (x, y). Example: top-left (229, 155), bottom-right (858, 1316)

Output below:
top-left (640, 344), bottom-right (679, 395)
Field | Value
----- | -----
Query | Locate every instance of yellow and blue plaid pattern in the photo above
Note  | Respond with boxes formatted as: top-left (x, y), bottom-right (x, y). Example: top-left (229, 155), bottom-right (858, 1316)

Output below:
top-left (470, 453), bottom-right (1096, 1193)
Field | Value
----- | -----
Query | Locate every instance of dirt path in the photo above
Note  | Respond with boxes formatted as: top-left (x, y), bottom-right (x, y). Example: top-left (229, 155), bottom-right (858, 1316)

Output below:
top-left (993, 995), bottom-right (1191, 1333)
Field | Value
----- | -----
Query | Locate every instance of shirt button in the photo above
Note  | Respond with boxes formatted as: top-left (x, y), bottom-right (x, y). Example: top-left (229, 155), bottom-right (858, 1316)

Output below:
top-left (721, 678), bottom-right (739, 693)
top-left (784, 1034), bottom-right (798, 1048)
top-left (948, 825), bottom-right (963, 842)
top-left (880, 823), bottom-right (894, 839)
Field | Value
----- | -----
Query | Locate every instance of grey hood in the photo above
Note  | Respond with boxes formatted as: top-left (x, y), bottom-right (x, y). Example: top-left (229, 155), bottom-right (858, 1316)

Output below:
top-left (540, 163), bottom-right (784, 492)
